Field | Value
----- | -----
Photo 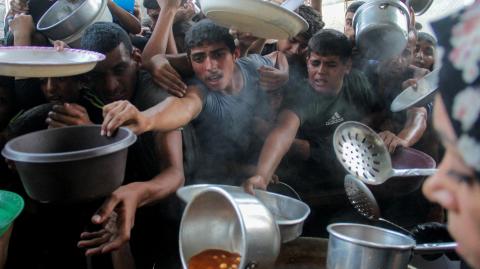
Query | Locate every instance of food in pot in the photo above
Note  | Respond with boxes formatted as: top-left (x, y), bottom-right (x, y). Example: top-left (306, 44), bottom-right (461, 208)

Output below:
top-left (188, 249), bottom-right (241, 269)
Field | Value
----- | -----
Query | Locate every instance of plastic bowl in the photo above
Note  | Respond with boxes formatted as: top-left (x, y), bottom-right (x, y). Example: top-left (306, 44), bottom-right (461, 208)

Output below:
top-left (0, 191), bottom-right (24, 236)
top-left (1, 125), bottom-right (136, 203)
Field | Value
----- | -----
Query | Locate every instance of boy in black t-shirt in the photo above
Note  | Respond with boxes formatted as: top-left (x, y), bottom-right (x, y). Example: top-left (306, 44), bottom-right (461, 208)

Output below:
top-left (244, 29), bottom-right (378, 236)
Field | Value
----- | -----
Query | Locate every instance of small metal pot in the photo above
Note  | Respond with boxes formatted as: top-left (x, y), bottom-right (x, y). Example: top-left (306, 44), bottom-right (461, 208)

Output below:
top-left (2, 125), bottom-right (136, 203)
top-left (37, 0), bottom-right (107, 41)
top-left (353, 0), bottom-right (410, 61)
top-left (179, 187), bottom-right (281, 269)
top-left (326, 223), bottom-right (456, 269)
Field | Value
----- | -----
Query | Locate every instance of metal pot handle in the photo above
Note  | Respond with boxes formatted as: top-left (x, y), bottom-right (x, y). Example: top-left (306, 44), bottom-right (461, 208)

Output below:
top-left (245, 261), bottom-right (258, 269)
top-left (413, 242), bottom-right (457, 254)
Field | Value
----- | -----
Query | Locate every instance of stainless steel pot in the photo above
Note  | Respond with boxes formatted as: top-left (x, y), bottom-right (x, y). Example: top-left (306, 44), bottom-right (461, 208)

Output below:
top-left (353, 0), bottom-right (410, 61)
top-left (1, 125), bottom-right (136, 203)
top-left (326, 223), bottom-right (456, 269)
top-left (176, 184), bottom-right (310, 243)
top-left (179, 187), bottom-right (281, 269)
top-left (37, 0), bottom-right (107, 41)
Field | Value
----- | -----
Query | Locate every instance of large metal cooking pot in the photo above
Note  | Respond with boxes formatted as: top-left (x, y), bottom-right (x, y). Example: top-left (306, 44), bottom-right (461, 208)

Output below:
top-left (179, 187), bottom-right (281, 269)
top-left (1, 125), bottom-right (136, 203)
top-left (326, 223), bottom-right (456, 269)
top-left (353, 0), bottom-right (410, 61)
top-left (37, 0), bottom-right (108, 41)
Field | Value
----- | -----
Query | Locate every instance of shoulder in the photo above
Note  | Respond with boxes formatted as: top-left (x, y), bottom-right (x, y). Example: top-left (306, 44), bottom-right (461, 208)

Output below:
top-left (133, 71), bottom-right (171, 110)
top-left (237, 54), bottom-right (273, 70)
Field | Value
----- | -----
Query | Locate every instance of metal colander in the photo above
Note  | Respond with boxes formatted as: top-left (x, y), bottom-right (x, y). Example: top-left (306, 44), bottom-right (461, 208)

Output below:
top-left (333, 121), bottom-right (437, 185)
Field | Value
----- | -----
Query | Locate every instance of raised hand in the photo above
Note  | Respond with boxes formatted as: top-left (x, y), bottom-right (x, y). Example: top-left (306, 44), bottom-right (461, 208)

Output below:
top-left (148, 54), bottom-right (187, 97)
top-left (258, 65), bottom-right (289, 91)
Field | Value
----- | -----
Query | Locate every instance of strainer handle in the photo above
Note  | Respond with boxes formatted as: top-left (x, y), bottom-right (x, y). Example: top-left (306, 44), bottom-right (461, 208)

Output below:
top-left (391, 168), bottom-right (438, 177)
top-left (413, 242), bottom-right (457, 254)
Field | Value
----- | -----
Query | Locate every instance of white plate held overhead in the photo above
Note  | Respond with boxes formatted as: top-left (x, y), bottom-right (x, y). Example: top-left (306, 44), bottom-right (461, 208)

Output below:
top-left (0, 46), bottom-right (105, 78)
top-left (390, 68), bottom-right (440, 112)
top-left (199, 0), bottom-right (309, 40)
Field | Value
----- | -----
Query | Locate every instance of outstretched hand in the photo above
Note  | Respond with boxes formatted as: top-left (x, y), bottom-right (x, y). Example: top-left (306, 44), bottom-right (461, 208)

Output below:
top-left (101, 100), bottom-right (149, 136)
top-left (243, 175), bottom-right (270, 195)
top-left (378, 130), bottom-right (408, 153)
top-left (78, 184), bottom-right (142, 255)
top-left (148, 54), bottom-right (187, 98)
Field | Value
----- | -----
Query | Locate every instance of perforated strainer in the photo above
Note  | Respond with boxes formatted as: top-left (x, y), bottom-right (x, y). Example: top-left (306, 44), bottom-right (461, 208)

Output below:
top-left (344, 174), bottom-right (413, 236)
top-left (333, 121), bottom-right (437, 185)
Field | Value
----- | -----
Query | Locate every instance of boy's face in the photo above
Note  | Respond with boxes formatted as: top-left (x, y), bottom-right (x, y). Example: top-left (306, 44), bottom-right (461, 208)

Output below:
top-left (306, 52), bottom-right (351, 95)
top-left (189, 42), bottom-right (239, 91)
top-left (40, 77), bottom-right (83, 104)
top-left (414, 39), bottom-right (435, 70)
top-left (277, 35), bottom-right (308, 60)
top-left (89, 43), bottom-right (139, 103)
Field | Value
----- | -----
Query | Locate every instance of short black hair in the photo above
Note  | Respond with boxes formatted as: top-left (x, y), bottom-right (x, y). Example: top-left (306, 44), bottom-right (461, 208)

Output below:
top-left (297, 5), bottom-right (325, 41)
top-left (143, 0), bottom-right (159, 10)
top-left (346, 1), bottom-right (365, 14)
top-left (417, 32), bottom-right (437, 47)
top-left (80, 22), bottom-right (133, 54)
top-left (184, 19), bottom-right (236, 54)
top-left (308, 29), bottom-right (352, 63)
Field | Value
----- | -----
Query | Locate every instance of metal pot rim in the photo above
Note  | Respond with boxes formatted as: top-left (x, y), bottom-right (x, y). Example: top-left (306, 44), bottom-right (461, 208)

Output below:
top-left (179, 187), bottom-right (248, 267)
top-left (37, 0), bottom-right (89, 31)
top-left (1, 125), bottom-right (137, 163)
top-left (327, 223), bottom-right (415, 250)
top-left (177, 184), bottom-right (310, 225)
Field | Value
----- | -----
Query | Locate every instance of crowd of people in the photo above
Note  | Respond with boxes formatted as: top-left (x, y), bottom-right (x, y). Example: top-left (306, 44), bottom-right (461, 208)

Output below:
top-left (0, 0), bottom-right (479, 268)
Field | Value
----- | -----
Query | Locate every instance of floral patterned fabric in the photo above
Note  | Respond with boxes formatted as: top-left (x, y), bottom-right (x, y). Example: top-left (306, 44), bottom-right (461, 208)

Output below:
top-left (431, 2), bottom-right (480, 179)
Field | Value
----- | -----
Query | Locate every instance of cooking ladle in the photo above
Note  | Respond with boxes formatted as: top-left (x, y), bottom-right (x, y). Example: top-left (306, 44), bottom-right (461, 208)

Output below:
top-left (344, 174), bottom-right (458, 254)
top-left (333, 121), bottom-right (438, 185)
top-left (344, 174), bottom-right (414, 236)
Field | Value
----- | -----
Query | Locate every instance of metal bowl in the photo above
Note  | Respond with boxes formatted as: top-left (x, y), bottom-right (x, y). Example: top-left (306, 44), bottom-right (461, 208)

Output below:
top-left (1, 125), bottom-right (136, 203)
top-left (37, 0), bottom-right (107, 41)
top-left (177, 184), bottom-right (310, 243)
top-left (179, 187), bottom-right (281, 269)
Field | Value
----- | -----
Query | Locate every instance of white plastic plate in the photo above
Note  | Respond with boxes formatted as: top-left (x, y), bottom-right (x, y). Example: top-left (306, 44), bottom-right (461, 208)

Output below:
top-left (0, 46), bottom-right (105, 77)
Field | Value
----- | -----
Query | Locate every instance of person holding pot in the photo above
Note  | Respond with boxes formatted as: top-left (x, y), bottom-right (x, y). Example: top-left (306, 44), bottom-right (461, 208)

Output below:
top-left (422, 2), bottom-right (480, 268)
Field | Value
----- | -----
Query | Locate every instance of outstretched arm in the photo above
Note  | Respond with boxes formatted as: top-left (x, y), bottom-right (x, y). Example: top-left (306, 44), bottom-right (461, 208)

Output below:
top-left (101, 85), bottom-right (203, 136)
top-left (244, 110), bottom-right (300, 193)
top-left (379, 106), bottom-right (427, 153)
top-left (78, 130), bottom-right (185, 255)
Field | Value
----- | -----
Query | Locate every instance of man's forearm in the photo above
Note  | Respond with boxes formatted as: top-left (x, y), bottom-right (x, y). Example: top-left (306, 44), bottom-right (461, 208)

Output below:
top-left (141, 90), bottom-right (202, 132)
top-left (398, 107), bottom-right (427, 146)
top-left (255, 120), bottom-right (298, 183)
